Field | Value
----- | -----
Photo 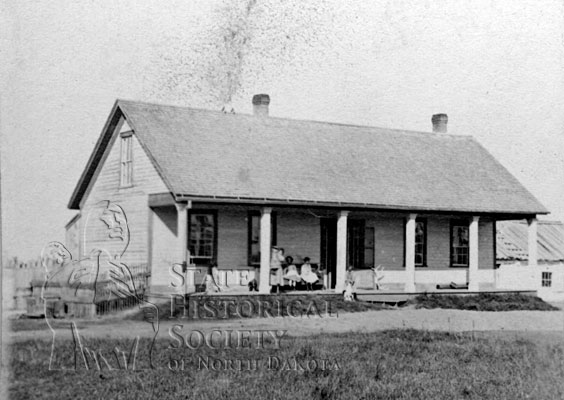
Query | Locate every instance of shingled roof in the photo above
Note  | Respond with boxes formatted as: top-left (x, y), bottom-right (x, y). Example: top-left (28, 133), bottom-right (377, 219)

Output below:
top-left (497, 220), bottom-right (564, 262)
top-left (68, 99), bottom-right (548, 215)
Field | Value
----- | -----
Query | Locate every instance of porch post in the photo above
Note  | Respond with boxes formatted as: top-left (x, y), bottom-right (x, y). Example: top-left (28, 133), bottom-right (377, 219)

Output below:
top-left (175, 201), bottom-right (192, 293)
top-left (527, 217), bottom-right (538, 268)
top-left (405, 213), bottom-right (417, 292)
top-left (335, 210), bottom-right (349, 293)
top-left (468, 216), bottom-right (480, 291)
top-left (258, 207), bottom-right (272, 294)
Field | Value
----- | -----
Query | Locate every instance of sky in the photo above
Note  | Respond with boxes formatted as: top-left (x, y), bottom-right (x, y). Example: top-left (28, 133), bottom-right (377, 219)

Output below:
top-left (1, 0), bottom-right (563, 261)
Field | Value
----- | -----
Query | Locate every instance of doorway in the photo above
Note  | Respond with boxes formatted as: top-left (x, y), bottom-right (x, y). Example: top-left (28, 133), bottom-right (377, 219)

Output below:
top-left (320, 218), bottom-right (337, 288)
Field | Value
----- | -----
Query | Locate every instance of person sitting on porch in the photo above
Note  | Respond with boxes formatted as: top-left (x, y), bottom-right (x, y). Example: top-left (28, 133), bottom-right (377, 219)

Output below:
top-left (270, 247), bottom-right (285, 294)
top-left (283, 256), bottom-right (301, 290)
top-left (300, 257), bottom-right (318, 291)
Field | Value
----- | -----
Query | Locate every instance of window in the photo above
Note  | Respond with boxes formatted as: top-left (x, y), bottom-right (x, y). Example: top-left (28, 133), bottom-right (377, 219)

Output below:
top-left (542, 272), bottom-right (552, 287)
top-left (347, 220), bottom-right (374, 269)
top-left (189, 212), bottom-right (217, 265)
top-left (415, 220), bottom-right (426, 267)
top-left (120, 132), bottom-right (133, 187)
top-left (248, 212), bottom-right (277, 266)
top-left (451, 221), bottom-right (469, 267)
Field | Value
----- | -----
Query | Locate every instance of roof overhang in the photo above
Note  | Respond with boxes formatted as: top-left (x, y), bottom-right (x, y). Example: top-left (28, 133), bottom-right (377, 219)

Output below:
top-left (148, 192), bottom-right (542, 220)
top-left (68, 101), bottom-right (123, 210)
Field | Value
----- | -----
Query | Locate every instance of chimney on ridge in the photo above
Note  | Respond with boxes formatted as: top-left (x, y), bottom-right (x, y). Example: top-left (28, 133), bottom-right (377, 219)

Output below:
top-left (252, 94), bottom-right (270, 117)
top-left (432, 113), bottom-right (448, 133)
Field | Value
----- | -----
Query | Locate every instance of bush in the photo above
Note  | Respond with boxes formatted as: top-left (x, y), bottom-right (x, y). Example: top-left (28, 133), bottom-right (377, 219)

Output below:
top-left (411, 293), bottom-right (559, 311)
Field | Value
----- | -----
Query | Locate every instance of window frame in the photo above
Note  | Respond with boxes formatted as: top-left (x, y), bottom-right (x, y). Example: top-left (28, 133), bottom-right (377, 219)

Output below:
top-left (364, 226), bottom-right (375, 269)
top-left (188, 210), bottom-right (218, 266)
top-left (119, 131), bottom-right (134, 188)
top-left (450, 220), bottom-right (470, 268)
top-left (414, 218), bottom-right (427, 268)
top-left (541, 271), bottom-right (552, 288)
top-left (347, 219), bottom-right (365, 269)
top-left (247, 211), bottom-right (277, 267)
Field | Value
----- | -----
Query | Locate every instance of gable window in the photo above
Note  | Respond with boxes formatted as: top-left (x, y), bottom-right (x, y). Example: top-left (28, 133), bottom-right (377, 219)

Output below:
top-left (189, 211), bottom-right (217, 265)
top-left (248, 211), bottom-right (277, 266)
top-left (415, 219), bottom-right (427, 267)
top-left (451, 221), bottom-right (469, 267)
top-left (120, 132), bottom-right (133, 187)
top-left (541, 272), bottom-right (552, 287)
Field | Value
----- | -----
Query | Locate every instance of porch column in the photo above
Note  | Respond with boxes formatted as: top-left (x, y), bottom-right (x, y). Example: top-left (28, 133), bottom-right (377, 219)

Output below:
top-left (527, 217), bottom-right (538, 268)
top-left (405, 213), bottom-right (417, 292)
top-left (468, 216), bottom-right (480, 291)
top-left (258, 207), bottom-right (272, 294)
top-left (175, 201), bottom-right (192, 293)
top-left (335, 210), bottom-right (349, 293)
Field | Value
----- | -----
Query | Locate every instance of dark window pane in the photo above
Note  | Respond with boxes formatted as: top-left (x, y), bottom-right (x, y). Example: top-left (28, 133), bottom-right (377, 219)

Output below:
top-left (189, 213), bottom-right (216, 264)
top-left (248, 212), bottom-right (277, 266)
top-left (451, 224), bottom-right (469, 266)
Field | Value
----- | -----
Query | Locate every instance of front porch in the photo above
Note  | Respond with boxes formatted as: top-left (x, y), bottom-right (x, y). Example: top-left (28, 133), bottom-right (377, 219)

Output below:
top-left (147, 194), bottom-right (540, 297)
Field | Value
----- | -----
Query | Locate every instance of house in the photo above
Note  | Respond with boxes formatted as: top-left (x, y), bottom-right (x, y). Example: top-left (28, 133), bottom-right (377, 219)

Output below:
top-left (67, 94), bottom-right (548, 298)
top-left (495, 220), bottom-right (564, 300)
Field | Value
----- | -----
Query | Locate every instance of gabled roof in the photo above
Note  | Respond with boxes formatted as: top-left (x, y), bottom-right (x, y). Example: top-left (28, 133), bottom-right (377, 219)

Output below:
top-left (69, 99), bottom-right (548, 215)
top-left (497, 220), bottom-right (564, 262)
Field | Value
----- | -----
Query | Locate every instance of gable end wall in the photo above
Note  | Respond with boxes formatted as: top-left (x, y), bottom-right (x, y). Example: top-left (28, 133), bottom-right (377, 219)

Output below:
top-left (79, 119), bottom-right (168, 270)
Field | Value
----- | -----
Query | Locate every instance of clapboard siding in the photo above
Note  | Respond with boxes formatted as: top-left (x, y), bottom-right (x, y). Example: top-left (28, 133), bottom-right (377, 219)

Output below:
top-left (425, 216), bottom-right (451, 269)
top-left (185, 206), bottom-right (321, 268)
top-left (368, 216), bottom-right (405, 270)
top-left (366, 215), bottom-right (495, 271)
top-left (80, 119), bottom-right (168, 273)
top-left (479, 220), bottom-right (495, 269)
top-left (150, 206), bottom-right (177, 289)
top-left (277, 210), bottom-right (320, 263)
top-left (217, 208), bottom-right (248, 268)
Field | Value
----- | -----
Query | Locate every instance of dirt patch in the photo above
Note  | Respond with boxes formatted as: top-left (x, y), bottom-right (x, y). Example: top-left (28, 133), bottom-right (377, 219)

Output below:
top-left (8, 307), bottom-right (564, 343)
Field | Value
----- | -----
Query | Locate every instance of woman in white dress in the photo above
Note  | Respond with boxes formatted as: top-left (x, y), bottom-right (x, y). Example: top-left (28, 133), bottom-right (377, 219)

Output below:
top-left (283, 256), bottom-right (301, 289)
top-left (300, 257), bottom-right (318, 291)
top-left (270, 247), bottom-right (286, 293)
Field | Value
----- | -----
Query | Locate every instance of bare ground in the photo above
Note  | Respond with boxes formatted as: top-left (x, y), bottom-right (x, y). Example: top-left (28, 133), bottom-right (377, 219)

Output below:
top-left (8, 304), bottom-right (564, 342)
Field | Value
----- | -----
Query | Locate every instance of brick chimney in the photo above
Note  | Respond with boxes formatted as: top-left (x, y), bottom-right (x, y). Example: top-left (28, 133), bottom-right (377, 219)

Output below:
top-left (432, 114), bottom-right (448, 133)
top-left (252, 94), bottom-right (270, 117)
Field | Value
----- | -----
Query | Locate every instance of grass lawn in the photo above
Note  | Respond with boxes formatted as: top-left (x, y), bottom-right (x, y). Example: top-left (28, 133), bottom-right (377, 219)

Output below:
top-left (9, 329), bottom-right (564, 399)
top-left (411, 293), bottom-right (559, 311)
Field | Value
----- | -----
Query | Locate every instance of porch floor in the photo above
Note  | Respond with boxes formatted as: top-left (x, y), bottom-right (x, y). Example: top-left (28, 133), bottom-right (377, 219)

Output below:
top-left (182, 286), bottom-right (537, 303)
top-left (181, 286), bottom-right (538, 302)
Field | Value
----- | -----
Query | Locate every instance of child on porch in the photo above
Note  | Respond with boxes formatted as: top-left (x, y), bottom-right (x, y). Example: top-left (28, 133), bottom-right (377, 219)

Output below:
top-left (283, 256), bottom-right (301, 289)
top-left (204, 263), bottom-right (222, 293)
top-left (300, 257), bottom-right (318, 291)
top-left (344, 265), bottom-right (355, 301)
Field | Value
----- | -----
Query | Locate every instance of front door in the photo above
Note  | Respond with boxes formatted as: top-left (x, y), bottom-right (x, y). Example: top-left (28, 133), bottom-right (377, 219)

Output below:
top-left (320, 218), bottom-right (337, 288)
top-left (347, 219), bottom-right (366, 269)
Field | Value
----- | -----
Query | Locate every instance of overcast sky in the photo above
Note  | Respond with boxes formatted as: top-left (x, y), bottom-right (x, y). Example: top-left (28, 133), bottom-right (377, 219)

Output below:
top-left (1, 0), bottom-right (563, 260)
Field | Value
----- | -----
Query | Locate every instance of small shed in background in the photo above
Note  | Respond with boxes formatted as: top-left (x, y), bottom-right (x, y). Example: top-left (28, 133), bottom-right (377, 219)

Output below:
top-left (496, 220), bottom-right (564, 300)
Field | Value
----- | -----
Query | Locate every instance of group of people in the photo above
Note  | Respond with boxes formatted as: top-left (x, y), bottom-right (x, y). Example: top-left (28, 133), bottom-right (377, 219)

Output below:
top-left (270, 247), bottom-right (319, 293)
